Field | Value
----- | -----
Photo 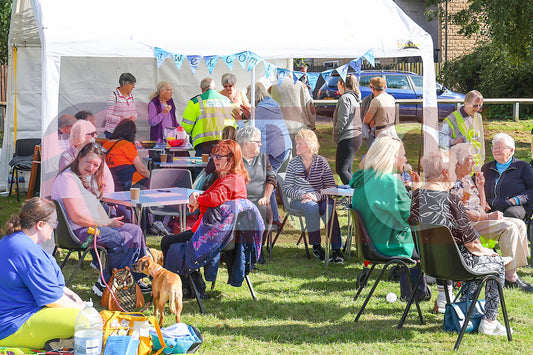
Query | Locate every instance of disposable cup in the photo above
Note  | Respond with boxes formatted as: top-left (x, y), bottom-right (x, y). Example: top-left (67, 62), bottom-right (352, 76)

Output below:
top-left (160, 154), bottom-right (168, 163)
top-left (202, 154), bottom-right (209, 163)
top-left (130, 188), bottom-right (140, 201)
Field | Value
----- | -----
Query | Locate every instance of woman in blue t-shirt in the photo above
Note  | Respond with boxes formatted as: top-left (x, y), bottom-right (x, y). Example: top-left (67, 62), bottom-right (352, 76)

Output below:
top-left (0, 198), bottom-right (84, 349)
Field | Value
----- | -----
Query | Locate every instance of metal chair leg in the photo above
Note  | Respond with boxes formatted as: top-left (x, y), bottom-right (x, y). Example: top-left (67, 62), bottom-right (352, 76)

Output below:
top-left (189, 274), bottom-right (205, 314)
top-left (245, 275), bottom-right (257, 301)
top-left (355, 264), bottom-right (389, 321)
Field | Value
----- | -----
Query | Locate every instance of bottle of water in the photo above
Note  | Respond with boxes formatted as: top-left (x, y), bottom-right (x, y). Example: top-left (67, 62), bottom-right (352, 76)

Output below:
top-left (74, 301), bottom-right (103, 355)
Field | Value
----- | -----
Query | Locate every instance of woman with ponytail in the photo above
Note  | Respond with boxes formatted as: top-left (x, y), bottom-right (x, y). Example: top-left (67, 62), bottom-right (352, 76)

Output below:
top-left (0, 198), bottom-right (84, 349)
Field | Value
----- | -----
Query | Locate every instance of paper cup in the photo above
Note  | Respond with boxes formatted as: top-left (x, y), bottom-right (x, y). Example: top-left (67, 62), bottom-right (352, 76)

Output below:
top-left (202, 154), bottom-right (209, 163)
top-left (160, 153), bottom-right (168, 163)
top-left (130, 188), bottom-right (140, 201)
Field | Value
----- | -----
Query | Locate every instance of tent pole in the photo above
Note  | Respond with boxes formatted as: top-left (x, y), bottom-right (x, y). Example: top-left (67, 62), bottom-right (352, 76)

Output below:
top-left (250, 66), bottom-right (255, 126)
top-left (13, 46), bottom-right (17, 142)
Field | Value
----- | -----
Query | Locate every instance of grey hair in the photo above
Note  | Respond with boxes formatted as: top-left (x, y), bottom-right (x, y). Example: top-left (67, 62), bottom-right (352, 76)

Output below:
top-left (200, 77), bottom-right (215, 91)
top-left (119, 73), bottom-right (136, 86)
top-left (450, 143), bottom-right (476, 165)
top-left (492, 132), bottom-right (515, 150)
top-left (221, 73), bottom-right (237, 86)
top-left (246, 82), bottom-right (271, 105)
top-left (149, 81), bottom-right (173, 101)
top-left (236, 126), bottom-right (261, 146)
top-left (464, 90), bottom-right (483, 105)
top-left (421, 149), bottom-right (457, 181)
top-left (58, 114), bottom-right (76, 129)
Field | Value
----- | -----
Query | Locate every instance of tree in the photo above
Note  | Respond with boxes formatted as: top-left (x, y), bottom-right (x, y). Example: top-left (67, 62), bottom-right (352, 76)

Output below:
top-left (426, 0), bottom-right (533, 61)
top-left (0, 0), bottom-right (12, 65)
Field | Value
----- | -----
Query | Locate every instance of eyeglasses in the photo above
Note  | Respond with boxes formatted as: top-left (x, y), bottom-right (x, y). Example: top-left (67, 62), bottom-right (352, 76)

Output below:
top-left (472, 104), bottom-right (483, 108)
top-left (46, 220), bottom-right (59, 229)
top-left (492, 146), bottom-right (511, 151)
top-left (248, 140), bottom-right (261, 145)
top-left (212, 154), bottom-right (231, 160)
top-left (223, 84), bottom-right (234, 88)
top-left (86, 131), bottom-right (97, 137)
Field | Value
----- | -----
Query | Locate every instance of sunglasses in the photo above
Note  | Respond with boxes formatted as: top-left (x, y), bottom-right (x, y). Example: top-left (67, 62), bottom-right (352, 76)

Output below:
top-left (46, 220), bottom-right (59, 229)
top-left (86, 131), bottom-right (97, 137)
top-left (212, 154), bottom-right (231, 160)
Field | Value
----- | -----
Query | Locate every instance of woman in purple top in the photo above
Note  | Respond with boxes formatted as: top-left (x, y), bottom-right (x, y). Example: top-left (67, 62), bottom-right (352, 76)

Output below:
top-left (148, 81), bottom-right (178, 142)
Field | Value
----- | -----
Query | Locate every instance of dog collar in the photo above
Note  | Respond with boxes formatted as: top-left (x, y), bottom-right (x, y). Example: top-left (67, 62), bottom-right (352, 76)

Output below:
top-left (151, 266), bottom-right (163, 278)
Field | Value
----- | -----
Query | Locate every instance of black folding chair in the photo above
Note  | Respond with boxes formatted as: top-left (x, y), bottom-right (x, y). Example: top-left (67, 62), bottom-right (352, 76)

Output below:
top-left (400, 223), bottom-right (512, 350)
top-left (9, 138), bottom-right (41, 201)
top-left (352, 210), bottom-right (425, 325)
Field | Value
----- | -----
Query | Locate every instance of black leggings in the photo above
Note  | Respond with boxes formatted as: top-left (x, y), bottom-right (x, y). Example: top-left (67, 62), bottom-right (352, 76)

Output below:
top-left (161, 230), bottom-right (194, 260)
top-left (335, 135), bottom-right (363, 185)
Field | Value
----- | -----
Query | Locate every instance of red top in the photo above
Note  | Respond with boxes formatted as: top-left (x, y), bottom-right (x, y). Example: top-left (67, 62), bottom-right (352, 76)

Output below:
top-left (192, 173), bottom-right (247, 232)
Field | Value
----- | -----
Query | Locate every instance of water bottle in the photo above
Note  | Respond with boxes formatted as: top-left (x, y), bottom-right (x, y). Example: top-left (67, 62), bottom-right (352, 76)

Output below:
top-left (74, 301), bottom-right (103, 355)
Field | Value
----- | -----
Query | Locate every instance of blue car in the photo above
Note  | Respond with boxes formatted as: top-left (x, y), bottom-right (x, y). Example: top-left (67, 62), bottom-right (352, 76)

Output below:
top-left (316, 70), bottom-right (465, 122)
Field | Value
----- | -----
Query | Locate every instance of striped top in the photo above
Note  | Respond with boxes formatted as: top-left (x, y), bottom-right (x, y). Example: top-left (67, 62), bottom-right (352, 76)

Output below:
top-left (284, 155), bottom-right (336, 201)
top-left (103, 88), bottom-right (137, 133)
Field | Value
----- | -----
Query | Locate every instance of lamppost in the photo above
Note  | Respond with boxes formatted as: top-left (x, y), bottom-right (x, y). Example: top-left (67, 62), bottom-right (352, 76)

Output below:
top-left (445, 0), bottom-right (448, 62)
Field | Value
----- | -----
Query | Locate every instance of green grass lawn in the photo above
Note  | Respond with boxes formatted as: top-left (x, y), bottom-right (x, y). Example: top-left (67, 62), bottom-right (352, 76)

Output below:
top-left (2, 120), bottom-right (533, 353)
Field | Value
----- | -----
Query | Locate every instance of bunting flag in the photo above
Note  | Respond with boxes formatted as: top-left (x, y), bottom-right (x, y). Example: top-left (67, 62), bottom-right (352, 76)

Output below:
top-left (307, 72), bottom-right (320, 92)
top-left (154, 47), bottom-right (170, 68)
top-left (292, 71), bottom-right (304, 84)
top-left (321, 69), bottom-right (334, 83)
top-left (204, 55), bottom-right (219, 74)
top-left (336, 64), bottom-right (349, 83)
top-left (187, 55), bottom-right (202, 74)
top-left (172, 53), bottom-right (185, 71)
top-left (349, 58), bottom-right (362, 77)
top-left (363, 49), bottom-right (375, 66)
top-left (221, 54), bottom-right (235, 71)
top-left (235, 51), bottom-right (249, 70)
top-left (246, 51), bottom-right (262, 72)
top-left (277, 68), bottom-right (291, 86)
top-left (264, 61), bottom-right (276, 78)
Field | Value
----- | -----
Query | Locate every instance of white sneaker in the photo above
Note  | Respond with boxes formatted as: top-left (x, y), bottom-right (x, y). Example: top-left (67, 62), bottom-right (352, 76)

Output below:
top-left (433, 291), bottom-right (454, 314)
top-left (478, 319), bottom-right (512, 336)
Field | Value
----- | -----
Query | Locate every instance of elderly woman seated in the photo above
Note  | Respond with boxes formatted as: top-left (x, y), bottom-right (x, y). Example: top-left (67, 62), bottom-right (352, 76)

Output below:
top-left (450, 143), bottom-right (532, 292)
top-left (283, 129), bottom-right (343, 263)
top-left (482, 132), bottom-right (533, 220)
top-left (236, 126), bottom-right (276, 262)
top-left (409, 149), bottom-right (508, 336)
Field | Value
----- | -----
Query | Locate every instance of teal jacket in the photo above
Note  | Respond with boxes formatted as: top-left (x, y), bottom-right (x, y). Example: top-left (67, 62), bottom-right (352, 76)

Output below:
top-left (350, 169), bottom-right (414, 258)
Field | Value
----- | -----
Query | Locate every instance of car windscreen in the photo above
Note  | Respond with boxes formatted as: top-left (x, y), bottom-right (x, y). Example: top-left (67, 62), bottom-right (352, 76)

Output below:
top-left (385, 75), bottom-right (411, 90)
top-left (359, 75), bottom-right (372, 87)
top-left (327, 76), bottom-right (339, 87)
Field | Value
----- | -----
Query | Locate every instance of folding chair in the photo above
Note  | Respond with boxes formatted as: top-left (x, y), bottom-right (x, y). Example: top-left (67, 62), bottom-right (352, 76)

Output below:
top-left (268, 173), bottom-right (310, 260)
top-left (53, 200), bottom-right (107, 287)
top-left (9, 138), bottom-right (41, 201)
top-left (400, 224), bottom-right (511, 350)
top-left (352, 210), bottom-right (425, 325)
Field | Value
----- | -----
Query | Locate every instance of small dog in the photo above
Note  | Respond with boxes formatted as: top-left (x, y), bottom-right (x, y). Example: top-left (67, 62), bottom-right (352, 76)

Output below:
top-left (132, 256), bottom-right (182, 326)
top-left (148, 248), bottom-right (164, 266)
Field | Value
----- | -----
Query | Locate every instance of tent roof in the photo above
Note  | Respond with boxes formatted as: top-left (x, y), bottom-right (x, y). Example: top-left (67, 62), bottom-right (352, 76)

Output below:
top-left (11, 0), bottom-right (432, 60)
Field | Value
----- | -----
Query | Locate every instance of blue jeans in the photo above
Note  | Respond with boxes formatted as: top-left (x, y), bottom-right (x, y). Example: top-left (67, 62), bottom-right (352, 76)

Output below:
top-left (289, 198), bottom-right (342, 249)
top-left (74, 223), bottom-right (146, 282)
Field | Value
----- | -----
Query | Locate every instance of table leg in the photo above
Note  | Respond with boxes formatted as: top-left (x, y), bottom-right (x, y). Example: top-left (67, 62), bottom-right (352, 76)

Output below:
top-left (324, 196), bottom-right (337, 267)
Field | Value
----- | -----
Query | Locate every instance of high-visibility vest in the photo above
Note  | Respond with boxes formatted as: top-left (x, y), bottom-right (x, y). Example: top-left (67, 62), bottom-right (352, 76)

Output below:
top-left (182, 90), bottom-right (235, 147)
top-left (445, 110), bottom-right (484, 167)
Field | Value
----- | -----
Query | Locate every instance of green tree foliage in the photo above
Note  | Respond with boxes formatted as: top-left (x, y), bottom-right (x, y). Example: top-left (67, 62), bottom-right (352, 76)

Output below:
top-left (426, 0), bottom-right (533, 62)
top-left (0, 0), bottom-right (12, 65)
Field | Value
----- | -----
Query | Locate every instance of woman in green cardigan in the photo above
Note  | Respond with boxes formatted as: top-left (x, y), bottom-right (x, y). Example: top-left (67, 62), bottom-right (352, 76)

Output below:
top-left (350, 136), bottom-right (420, 258)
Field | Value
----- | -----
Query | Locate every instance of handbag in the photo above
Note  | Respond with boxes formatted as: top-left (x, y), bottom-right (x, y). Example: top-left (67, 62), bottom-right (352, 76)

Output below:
top-left (444, 298), bottom-right (486, 333)
top-left (101, 266), bottom-right (145, 312)
top-left (151, 323), bottom-right (203, 354)
top-left (100, 310), bottom-right (165, 355)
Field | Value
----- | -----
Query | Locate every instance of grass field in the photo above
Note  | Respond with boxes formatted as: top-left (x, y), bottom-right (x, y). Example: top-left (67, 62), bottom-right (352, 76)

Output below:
top-left (1, 119), bottom-right (533, 353)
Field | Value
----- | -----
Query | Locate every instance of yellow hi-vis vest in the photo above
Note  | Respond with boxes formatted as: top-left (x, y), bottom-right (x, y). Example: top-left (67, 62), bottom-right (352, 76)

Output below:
top-left (445, 110), bottom-right (484, 167)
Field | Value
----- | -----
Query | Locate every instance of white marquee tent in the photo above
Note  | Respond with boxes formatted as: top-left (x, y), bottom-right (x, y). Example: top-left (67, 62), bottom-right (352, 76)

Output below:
top-left (3, 0), bottom-right (439, 196)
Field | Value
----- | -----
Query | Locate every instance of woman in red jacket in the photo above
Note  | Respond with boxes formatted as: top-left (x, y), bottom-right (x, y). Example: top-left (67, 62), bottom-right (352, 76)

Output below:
top-left (161, 140), bottom-right (249, 259)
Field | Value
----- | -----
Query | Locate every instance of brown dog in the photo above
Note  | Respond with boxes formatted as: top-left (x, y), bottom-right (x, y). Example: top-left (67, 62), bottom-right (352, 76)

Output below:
top-left (148, 248), bottom-right (164, 266)
top-left (132, 256), bottom-right (182, 326)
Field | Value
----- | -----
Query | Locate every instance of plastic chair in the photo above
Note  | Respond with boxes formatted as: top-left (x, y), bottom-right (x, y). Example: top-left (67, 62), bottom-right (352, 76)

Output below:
top-left (189, 210), bottom-right (259, 314)
top-left (53, 200), bottom-right (107, 287)
top-left (268, 173), bottom-right (310, 260)
top-left (9, 138), bottom-right (41, 201)
top-left (351, 210), bottom-right (425, 325)
top-left (400, 223), bottom-right (512, 350)
top-left (147, 168), bottom-right (192, 216)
